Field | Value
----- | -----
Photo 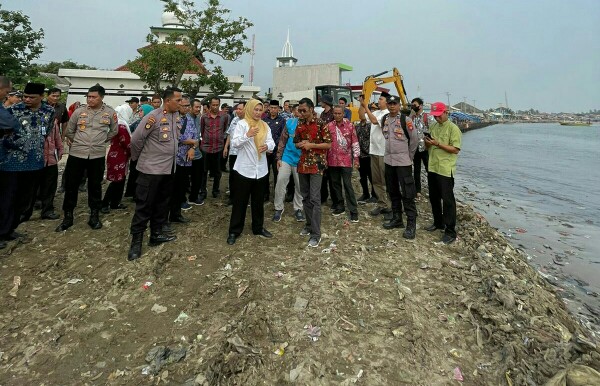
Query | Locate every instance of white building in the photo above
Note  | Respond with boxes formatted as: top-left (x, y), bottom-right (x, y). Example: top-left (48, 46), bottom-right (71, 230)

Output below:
top-left (58, 9), bottom-right (259, 108)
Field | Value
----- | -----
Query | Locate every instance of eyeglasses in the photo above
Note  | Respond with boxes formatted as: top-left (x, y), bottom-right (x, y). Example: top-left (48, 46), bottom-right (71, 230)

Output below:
top-left (298, 108), bottom-right (308, 113)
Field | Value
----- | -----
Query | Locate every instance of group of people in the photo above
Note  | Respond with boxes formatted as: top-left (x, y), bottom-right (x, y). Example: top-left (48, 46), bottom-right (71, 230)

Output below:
top-left (0, 74), bottom-right (462, 260)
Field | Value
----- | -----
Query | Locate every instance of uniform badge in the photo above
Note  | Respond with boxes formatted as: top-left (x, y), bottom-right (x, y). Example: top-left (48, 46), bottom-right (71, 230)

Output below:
top-left (80, 113), bottom-right (88, 117)
top-left (112, 113), bottom-right (118, 122)
top-left (148, 117), bottom-right (156, 125)
top-left (161, 118), bottom-right (168, 122)
top-left (79, 125), bottom-right (86, 131)
top-left (145, 123), bottom-right (152, 129)
top-left (162, 133), bottom-right (168, 139)
top-left (161, 127), bottom-right (170, 131)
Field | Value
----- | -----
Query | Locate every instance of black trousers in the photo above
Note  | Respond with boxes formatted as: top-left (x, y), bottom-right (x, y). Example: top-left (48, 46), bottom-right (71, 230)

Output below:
top-left (124, 160), bottom-right (138, 198)
top-left (170, 165), bottom-right (191, 218)
top-left (102, 180), bottom-right (126, 208)
top-left (38, 164), bottom-right (59, 216)
top-left (62, 156), bottom-right (105, 211)
top-left (189, 158), bottom-right (204, 201)
top-left (201, 151), bottom-right (222, 195)
top-left (385, 164), bottom-right (417, 220)
top-left (329, 167), bottom-right (358, 214)
top-left (228, 155), bottom-right (237, 192)
top-left (130, 173), bottom-right (174, 235)
top-left (413, 150), bottom-right (429, 194)
top-left (264, 152), bottom-right (278, 199)
top-left (358, 156), bottom-right (376, 198)
top-left (428, 172), bottom-right (456, 238)
top-left (320, 168), bottom-right (338, 207)
top-left (228, 170), bottom-right (267, 235)
top-left (0, 171), bottom-right (38, 236)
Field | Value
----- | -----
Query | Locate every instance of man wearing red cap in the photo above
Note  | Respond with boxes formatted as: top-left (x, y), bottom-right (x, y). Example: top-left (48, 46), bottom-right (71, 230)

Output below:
top-left (424, 102), bottom-right (462, 244)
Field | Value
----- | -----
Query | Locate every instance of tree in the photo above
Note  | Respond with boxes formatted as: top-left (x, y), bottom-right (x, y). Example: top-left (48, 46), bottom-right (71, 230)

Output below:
top-left (133, 0), bottom-right (253, 97)
top-left (32, 60), bottom-right (97, 74)
top-left (0, 4), bottom-right (44, 84)
top-left (127, 34), bottom-right (202, 93)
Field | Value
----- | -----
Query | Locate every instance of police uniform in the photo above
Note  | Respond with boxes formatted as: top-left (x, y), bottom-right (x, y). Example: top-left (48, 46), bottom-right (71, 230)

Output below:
top-left (129, 108), bottom-right (180, 238)
top-left (60, 103), bottom-right (118, 226)
top-left (382, 95), bottom-right (419, 236)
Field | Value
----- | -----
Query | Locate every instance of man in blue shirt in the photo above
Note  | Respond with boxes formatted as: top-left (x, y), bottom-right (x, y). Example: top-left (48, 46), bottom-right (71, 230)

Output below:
top-left (263, 100), bottom-right (286, 201)
top-left (1, 82), bottom-right (54, 245)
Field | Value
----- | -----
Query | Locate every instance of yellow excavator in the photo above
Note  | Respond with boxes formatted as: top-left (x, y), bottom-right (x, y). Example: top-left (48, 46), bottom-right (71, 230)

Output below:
top-left (349, 67), bottom-right (409, 121)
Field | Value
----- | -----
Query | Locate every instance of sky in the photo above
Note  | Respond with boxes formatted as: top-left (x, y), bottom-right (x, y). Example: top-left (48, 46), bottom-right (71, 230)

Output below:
top-left (3, 0), bottom-right (599, 113)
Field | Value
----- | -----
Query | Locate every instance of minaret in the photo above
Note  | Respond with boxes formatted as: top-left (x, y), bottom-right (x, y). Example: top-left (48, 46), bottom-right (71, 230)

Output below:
top-left (276, 29), bottom-right (297, 68)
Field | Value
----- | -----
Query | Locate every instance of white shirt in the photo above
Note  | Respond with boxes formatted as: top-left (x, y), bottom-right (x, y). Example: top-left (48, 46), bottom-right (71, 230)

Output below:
top-left (369, 109), bottom-right (389, 156)
top-left (231, 119), bottom-right (275, 179)
top-left (226, 115), bottom-right (241, 156)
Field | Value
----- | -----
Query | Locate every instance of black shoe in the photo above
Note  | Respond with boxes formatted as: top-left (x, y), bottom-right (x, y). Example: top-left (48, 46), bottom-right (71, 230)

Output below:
top-left (402, 218), bottom-right (416, 239)
top-left (41, 212), bottom-right (60, 220)
top-left (88, 210), bottom-right (102, 230)
top-left (169, 215), bottom-right (189, 223)
top-left (162, 224), bottom-right (175, 235)
top-left (442, 233), bottom-right (456, 244)
top-left (2, 231), bottom-right (25, 241)
top-left (100, 206), bottom-right (110, 214)
top-left (110, 203), bottom-right (127, 210)
top-left (383, 213), bottom-right (405, 229)
top-left (332, 208), bottom-right (345, 216)
top-left (128, 233), bottom-right (143, 261)
top-left (380, 207), bottom-right (392, 214)
top-left (425, 224), bottom-right (444, 232)
top-left (149, 233), bottom-right (177, 246)
top-left (357, 194), bottom-right (369, 204)
top-left (227, 233), bottom-right (238, 245)
top-left (55, 211), bottom-right (74, 232)
top-left (383, 212), bottom-right (394, 221)
top-left (254, 228), bottom-right (273, 238)
top-left (369, 207), bottom-right (385, 216)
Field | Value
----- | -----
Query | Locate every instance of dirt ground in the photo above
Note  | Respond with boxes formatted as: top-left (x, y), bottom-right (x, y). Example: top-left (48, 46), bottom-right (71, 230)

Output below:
top-left (1, 170), bottom-right (600, 385)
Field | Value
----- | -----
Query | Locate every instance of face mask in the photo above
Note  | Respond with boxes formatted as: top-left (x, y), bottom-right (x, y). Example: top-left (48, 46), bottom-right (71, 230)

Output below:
top-left (411, 105), bottom-right (420, 112)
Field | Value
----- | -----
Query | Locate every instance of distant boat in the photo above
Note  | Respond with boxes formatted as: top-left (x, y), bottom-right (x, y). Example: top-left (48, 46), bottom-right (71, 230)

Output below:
top-left (559, 121), bottom-right (592, 126)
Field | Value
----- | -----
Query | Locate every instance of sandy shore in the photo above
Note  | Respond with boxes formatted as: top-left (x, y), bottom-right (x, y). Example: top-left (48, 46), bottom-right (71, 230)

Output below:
top-left (1, 168), bottom-right (599, 385)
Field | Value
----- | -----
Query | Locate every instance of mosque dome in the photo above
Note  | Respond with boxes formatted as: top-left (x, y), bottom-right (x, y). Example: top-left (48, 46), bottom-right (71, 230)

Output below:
top-left (161, 10), bottom-right (185, 28)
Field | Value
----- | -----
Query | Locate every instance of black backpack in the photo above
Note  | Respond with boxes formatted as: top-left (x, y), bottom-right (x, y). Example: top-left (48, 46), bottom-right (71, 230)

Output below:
top-left (381, 113), bottom-right (410, 146)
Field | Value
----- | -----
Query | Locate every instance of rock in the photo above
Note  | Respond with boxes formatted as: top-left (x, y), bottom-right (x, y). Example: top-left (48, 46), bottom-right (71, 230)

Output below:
top-left (151, 304), bottom-right (168, 314)
top-left (293, 297), bottom-right (309, 312)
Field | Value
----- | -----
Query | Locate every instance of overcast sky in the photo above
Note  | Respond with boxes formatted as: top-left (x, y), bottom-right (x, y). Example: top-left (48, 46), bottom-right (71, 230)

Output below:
top-left (4, 0), bottom-right (599, 112)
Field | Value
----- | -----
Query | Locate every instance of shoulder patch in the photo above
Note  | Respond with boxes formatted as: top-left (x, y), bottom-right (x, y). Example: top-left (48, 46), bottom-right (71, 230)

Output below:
top-left (112, 113), bottom-right (118, 122)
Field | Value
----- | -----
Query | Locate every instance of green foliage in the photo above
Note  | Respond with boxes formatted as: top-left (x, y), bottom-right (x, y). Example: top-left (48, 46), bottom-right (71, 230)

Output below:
top-left (32, 60), bottom-right (97, 74)
top-left (180, 65), bottom-right (229, 99)
top-left (0, 4), bottom-right (45, 84)
top-left (128, 33), bottom-right (202, 94)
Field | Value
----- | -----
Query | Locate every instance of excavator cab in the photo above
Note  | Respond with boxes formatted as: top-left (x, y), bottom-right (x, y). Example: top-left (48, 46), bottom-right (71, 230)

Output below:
top-left (315, 85), bottom-right (353, 107)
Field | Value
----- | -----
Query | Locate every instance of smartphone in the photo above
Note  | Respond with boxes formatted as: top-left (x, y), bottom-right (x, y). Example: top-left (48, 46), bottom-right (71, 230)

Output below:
top-left (424, 132), bottom-right (432, 139)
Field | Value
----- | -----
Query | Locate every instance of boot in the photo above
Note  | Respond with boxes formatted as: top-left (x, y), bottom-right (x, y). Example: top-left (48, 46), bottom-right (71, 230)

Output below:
top-left (88, 209), bottom-right (103, 230)
top-left (127, 233), bottom-right (143, 261)
top-left (403, 218), bottom-right (417, 239)
top-left (55, 211), bottom-right (74, 232)
top-left (383, 212), bottom-right (404, 229)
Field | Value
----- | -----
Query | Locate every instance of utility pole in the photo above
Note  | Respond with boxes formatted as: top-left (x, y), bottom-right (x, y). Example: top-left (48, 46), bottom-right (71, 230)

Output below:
top-left (446, 92), bottom-right (451, 110)
top-left (249, 34), bottom-right (255, 86)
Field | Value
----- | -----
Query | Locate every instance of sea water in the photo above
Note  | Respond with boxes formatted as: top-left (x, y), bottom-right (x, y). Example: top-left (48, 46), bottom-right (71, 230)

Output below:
top-left (455, 123), bottom-right (600, 316)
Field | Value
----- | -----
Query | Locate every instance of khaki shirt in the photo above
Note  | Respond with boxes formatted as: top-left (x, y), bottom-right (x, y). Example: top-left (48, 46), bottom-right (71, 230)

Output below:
top-left (383, 114), bottom-right (418, 167)
top-left (66, 104), bottom-right (118, 159)
top-left (131, 108), bottom-right (180, 175)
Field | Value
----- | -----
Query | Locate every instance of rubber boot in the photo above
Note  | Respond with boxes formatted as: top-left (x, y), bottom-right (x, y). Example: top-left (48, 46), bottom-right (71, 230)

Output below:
top-left (383, 212), bottom-right (405, 229)
top-left (55, 211), bottom-right (74, 232)
top-left (403, 217), bottom-right (417, 239)
top-left (88, 209), bottom-right (103, 230)
top-left (128, 233), bottom-right (143, 261)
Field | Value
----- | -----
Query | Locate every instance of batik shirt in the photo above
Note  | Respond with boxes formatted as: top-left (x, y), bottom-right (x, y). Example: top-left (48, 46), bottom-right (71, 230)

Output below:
top-left (176, 114), bottom-right (199, 167)
top-left (326, 118), bottom-right (360, 168)
top-left (354, 121), bottom-right (371, 158)
top-left (2, 102), bottom-right (55, 172)
top-left (293, 118), bottom-right (332, 175)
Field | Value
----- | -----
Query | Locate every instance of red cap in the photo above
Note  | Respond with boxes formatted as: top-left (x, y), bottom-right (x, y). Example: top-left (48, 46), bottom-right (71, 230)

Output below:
top-left (430, 102), bottom-right (447, 116)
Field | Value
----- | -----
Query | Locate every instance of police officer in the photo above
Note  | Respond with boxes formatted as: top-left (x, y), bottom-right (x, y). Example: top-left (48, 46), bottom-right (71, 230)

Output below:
top-left (127, 87), bottom-right (182, 261)
top-left (381, 95), bottom-right (419, 239)
top-left (56, 84), bottom-right (118, 232)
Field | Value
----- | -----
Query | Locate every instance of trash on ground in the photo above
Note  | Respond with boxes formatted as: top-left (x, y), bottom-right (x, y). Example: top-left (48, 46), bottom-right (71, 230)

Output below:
top-left (8, 276), bottom-right (21, 297)
top-left (151, 304), bottom-right (168, 314)
top-left (174, 311), bottom-right (189, 323)
top-left (66, 278), bottom-right (84, 284)
top-left (304, 324), bottom-right (321, 341)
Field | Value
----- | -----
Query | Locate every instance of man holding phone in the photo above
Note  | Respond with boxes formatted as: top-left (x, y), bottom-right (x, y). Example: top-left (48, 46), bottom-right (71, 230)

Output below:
top-left (424, 102), bottom-right (462, 244)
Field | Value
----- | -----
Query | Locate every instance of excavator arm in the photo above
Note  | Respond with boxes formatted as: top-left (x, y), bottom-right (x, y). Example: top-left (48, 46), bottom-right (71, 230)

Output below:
top-left (361, 68), bottom-right (409, 109)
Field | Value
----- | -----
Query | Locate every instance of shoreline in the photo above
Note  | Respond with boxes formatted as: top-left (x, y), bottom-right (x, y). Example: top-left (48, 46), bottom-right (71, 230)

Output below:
top-left (1, 170), bottom-right (599, 384)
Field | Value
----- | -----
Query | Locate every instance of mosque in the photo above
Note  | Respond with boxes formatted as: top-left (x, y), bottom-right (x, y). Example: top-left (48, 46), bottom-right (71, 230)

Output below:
top-left (58, 8), bottom-right (259, 107)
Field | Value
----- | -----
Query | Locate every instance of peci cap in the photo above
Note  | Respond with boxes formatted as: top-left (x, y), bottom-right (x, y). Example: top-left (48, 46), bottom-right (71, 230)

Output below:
top-left (386, 95), bottom-right (401, 105)
top-left (320, 94), bottom-right (334, 107)
top-left (24, 83), bottom-right (46, 95)
top-left (380, 91), bottom-right (391, 100)
top-left (126, 97), bottom-right (140, 104)
top-left (429, 102), bottom-right (447, 116)
top-left (269, 99), bottom-right (280, 106)
top-left (140, 95), bottom-right (150, 102)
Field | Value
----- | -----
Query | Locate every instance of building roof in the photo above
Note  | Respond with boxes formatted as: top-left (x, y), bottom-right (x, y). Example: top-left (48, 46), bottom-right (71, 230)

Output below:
top-left (115, 44), bottom-right (208, 75)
